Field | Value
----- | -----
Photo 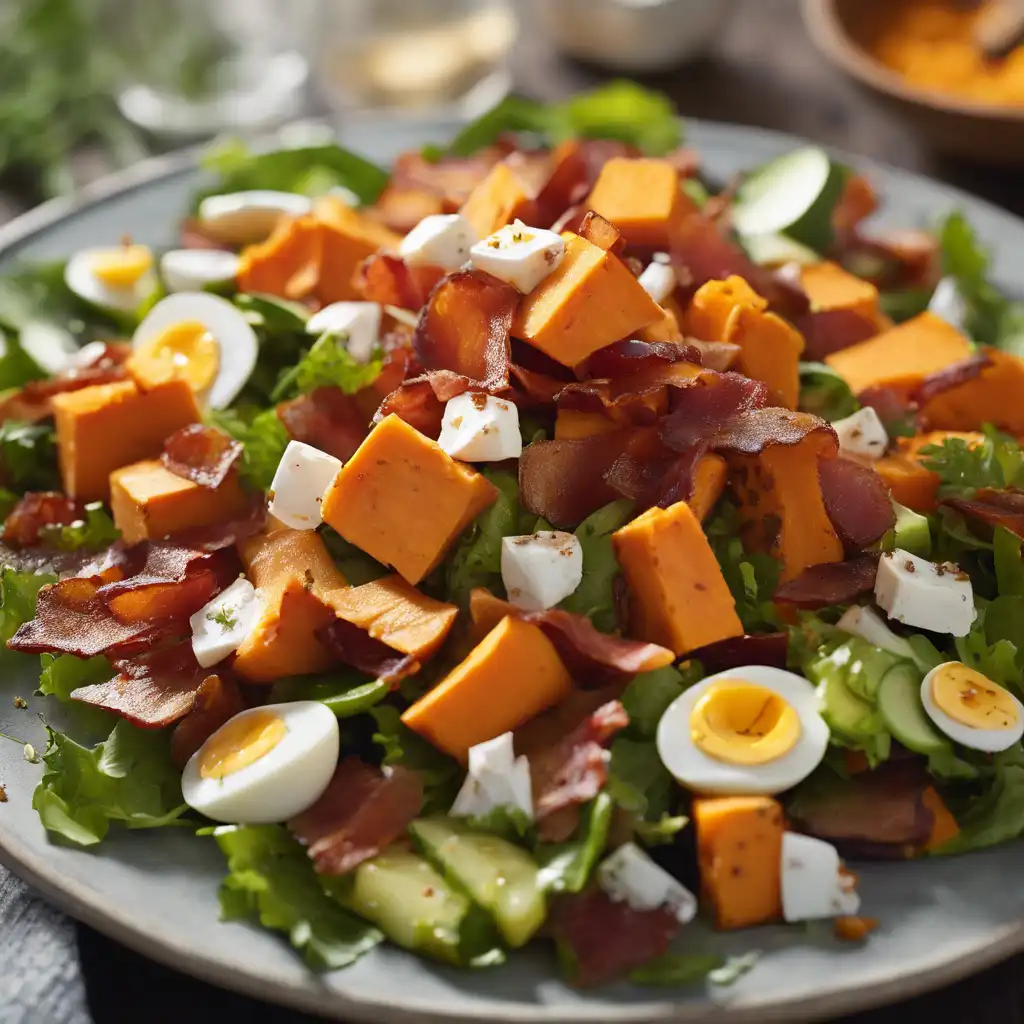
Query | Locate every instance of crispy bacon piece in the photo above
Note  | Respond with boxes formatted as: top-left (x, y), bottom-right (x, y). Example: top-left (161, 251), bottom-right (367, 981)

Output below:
top-left (689, 632), bottom-right (789, 674)
top-left (659, 372), bottom-right (770, 452)
top-left (788, 759), bottom-right (933, 860)
top-left (581, 339), bottom-right (702, 380)
top-left (945, 489), bottom-right (1024, 540)
top-left (2, 492), bottom-right (84, 547)
top-left (316, 618), bottom-right (420, 687)
top-left (709, 407), bottom-right (838, 456)
top-left (819, 456), bottom-right (896, 547)
top-left (832, 174), bottom-right (879, 240)
top-left (278, 385), bottom-right (370, 463)
top-left (169, 492), bottom-right (267, 552)
top-left (170, 673), bottom-right (245, 769)
top-left (389, 145), bottom-right (512, 209)
top-left (510, 363), bottom-right (567, 406)
top-left (911, 351), bottom-right (994, 407)
top-left (575, 210), bottom-right (625, 255)
top-left (373, 378), bottom-right (445, 439)
top-left (161, 424), bottom-right (242, 489)
top-left (857, 385), bottom-right (916, 434)
top-left (355, 252), bottom-right (444, 311)
top-left (413, 269), bottom-right (518, 392)
top-left (288, 757), bottom-right (424, 875)
top-left (71, 641), bottom-right (215, 728)
top-left (794, 309), bottom-right (880, 362)
top-left (469, 588), bottom-right (673, 687)
top-left (773, 552), bottom-right (880, 609)
top-left (549, 887), bottom-right (680, 988)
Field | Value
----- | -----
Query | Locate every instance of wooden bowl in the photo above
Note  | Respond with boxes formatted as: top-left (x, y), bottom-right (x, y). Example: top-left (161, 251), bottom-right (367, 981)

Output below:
top-left (803, 0), bottom-right (1024, 165)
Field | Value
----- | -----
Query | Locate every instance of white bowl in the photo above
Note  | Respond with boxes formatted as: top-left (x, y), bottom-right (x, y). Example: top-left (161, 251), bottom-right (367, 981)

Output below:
top-left (530, 0), bottom-right (738, 73)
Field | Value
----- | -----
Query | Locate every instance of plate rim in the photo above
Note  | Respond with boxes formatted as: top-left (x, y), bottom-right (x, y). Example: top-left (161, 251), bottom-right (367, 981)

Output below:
top-left (1, 115), bottom-right (1023, 1024)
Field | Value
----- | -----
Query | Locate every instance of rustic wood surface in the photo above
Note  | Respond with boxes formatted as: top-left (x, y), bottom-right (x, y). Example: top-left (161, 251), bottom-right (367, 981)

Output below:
top-left (1, 1), bottom-right (1022, 1021)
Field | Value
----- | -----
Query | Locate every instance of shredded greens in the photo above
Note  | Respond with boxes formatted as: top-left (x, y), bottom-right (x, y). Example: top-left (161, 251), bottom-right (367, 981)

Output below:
top-left (207, 406), bottom-right (290, 492)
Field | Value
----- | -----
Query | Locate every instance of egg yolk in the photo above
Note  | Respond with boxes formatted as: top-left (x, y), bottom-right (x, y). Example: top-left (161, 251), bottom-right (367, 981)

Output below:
top-left (690, 681), bottom-right (802, 766)
top-left (91, 245), bottom-right (153, 288)
top-left (931, 663), bottom-right (1020, 732)
top-left (127, 320), bottom-right (220, 395)
top-left (199, 709), bottom-right (287, 780)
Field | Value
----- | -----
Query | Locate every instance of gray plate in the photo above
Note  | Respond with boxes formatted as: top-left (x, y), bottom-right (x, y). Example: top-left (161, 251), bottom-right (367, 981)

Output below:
top-left (0, 117), bottom-right (1022, 1024)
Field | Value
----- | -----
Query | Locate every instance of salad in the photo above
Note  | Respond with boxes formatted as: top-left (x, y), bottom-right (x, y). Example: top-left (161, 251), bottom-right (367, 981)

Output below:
top-left (1, 81), bottom-right (1024, 989)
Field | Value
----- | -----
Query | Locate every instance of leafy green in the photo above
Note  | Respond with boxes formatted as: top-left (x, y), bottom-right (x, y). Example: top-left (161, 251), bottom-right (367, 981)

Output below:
top-left (879, 287), bottom-right (933, 324)
top-left (271, 332), bottom-right (383, 402)
top-left (994, 526), bottom-right (1024, 597)
top-left (630, 953), bottom-right (724, 987)
top-left (234, 293), bottom-right (310, 333)
top-left (634, 813), bottom-right (689, 846)
top-left (918, 425), bottom-right (1024, 500)
top-left (38, 653), bottom-right (111, 701)
top-left (936, 760), bottom-right (1024, 854)
top-left (38, 502), bottom-right (119, 551)
top-left (462, 805), bottom-right (534, 844)
top-left (955, 610), bottom-right (1023, 695)
top-left (0, 336), bottom-right (46, 392)
top-left (0, 566), bottom-right (54, 646)
top-left (607, 736), bottom-right (675, 821)
top-left (620, 664), bottom-right (699, 737)
top-left (196, 138), bottom-right (389, 207)
top-left (32, 721), bottom-right (187, 846)
top-left (0, 420), bottom-right (59, 491)
top-left (535, 792), bottom-right (613, 894)
top-left (320, 527), bottom-right (388, 586)
top-left (445, 468), bottom-right (521, 607)
top-left (270, 670), bottom-right (393, 718)
top-left (798, 362), bottom-right (858, 422)
top-left (212, 823), bottom-right (383, 969)
top-left (436, 82), bottom-right (681, 159)
top-left (370, 706), bottom-right (461, 815)
top-left (558, 499), bottom-right (633, 632)
top-left (207, 406), bottom-right (289, 492)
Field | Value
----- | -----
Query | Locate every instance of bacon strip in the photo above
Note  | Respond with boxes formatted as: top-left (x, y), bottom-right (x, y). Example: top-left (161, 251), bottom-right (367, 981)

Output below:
top-left (71, 641), bottom-right (214, 728)
top-left (161, 424), bottom-right (242, 489)
top-left (794, 309), bottom-right (880, 362)
top-left (373, 378), bottom-right (445, 439)
top-left (773, 552), bottom-right (880, 609)
top-left (689, 632), bottom-right (789, 674)
top-left (356, 252), bottom-right (443, 310)
top-left (316, 618), bottom-right (420, 687)
top-left (945, 489), bottom-right (1024, 539)
top-left (819, 456), bottom-right (896, 547)
top-left (2, 492), bottom-right (84, 548)
top-left (288, 758), bottom-right (424, 875)
top-left (549, 888), bottom-right (680, 988)
top-left (278, 385), bottom-right (370, 463)
top-left (581, 340), bottom-right (703, 380)
top-left (911, 352), bottom-right (994, 406)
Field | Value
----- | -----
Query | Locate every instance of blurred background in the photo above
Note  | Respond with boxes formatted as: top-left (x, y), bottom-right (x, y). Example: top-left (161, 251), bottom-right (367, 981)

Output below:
top-left (3, 0), bottom-right (1024, 220)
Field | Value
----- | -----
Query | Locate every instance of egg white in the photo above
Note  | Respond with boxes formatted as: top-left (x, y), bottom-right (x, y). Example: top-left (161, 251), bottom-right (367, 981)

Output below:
top-left (132, 292), bottom-right (258, 409)
top-left (64, 247), bottom-right (158, 314)
top-left (920, 663), bottom-right (1024, 753)
top-left (656, 665), bottom-right (830, 796)
top-left (160, 249), bottom-right (241, 294)
top-left (182, 701), bottom-right (339, 824)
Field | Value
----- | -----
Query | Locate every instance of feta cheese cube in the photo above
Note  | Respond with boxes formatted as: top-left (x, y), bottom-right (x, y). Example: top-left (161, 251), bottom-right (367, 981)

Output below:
top-left (831, 407), bottom-right (889, 462)
top-left (637, 259), bottom-right (676, 304)
top-left (305, 301), bottom-right (382, 364)
top-left (190, 577), bottom-right (262, 668)
top-left (597, 842), bottom-right (697, 924)
top-left (269, 440), bottom-right (343, 531)
top-left (469, 220), bottom-right (566, 294)
top-left (501, 531), bottom-right (583, 611)
top-left (399, 213), bottom-right (478, 271)
top-left (928, 276), bottom-right (967, 331)
top-left (874, 549), bottom-right (977, 637)
top-left (450, 732), bottom-right (533, 820)
top-left (437, 392), bottom-right (522, 462)
top-left (780, 832), bottom-right (861, 922)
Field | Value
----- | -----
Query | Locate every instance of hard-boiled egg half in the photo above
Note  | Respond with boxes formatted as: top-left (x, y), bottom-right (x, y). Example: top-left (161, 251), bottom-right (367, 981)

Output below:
top-left (159, 249), bottom-right (241, 294)
top-left (182, 701), bottom-right (339, 823)
top-left (921, 661), bottom-right (1024, 753)
top-left (65, 243), bottom-right (158, 314)
top-left (656, 666), bottom-right (830, 795)
top-left (198, 190), bottom-right (313, 247)
top-left (127, 292), bottom-right (257, 409)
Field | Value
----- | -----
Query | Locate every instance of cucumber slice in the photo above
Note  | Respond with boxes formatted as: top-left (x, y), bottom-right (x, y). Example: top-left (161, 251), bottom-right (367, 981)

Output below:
top-left (893, 501), bottom-right (931, 558)
top-left (742, 232), bottom-right (820, 268)
top-left (877, 663), bottom-right (950, 756)
top-left (336, 847), bottom-right (503, 967)
top-left (815, 663), bottom-right (888, 749)
top-left (732, 147), bottom-right (846, 252)
top-left (410, 817), bottom-right (546, 949)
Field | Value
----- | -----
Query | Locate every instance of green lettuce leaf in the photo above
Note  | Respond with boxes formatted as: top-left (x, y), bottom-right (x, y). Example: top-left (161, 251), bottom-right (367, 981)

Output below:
top-left (234, 293), bottom-right (310, 333)
top-left (797, 362), bottom-right (858, 422)
top-left (936, 759), bottom-right (1024, 854)
top-left (207, 406), bottom-right (289, 492)
top-left (32, 721), bottom-right (187, 846)
top-left (619, 664), bottom-right (699, 736)
top-left (212, 823), bottom-right (383, 969)
top-left (38, 501), bottom-right (119, 551)
top-left (879, 287), bottom-right (933, 324)
top-left (320, 526), bottom-right (388, 586)
top-left (0, 420), bottom-right (59, 491)
top-left (955, 610), bottom-right (1023, 695)
top-left (558, 499), bottom-right (633, 633)
top-left (918, 425), bottom-right (1024, 500)
top-left (271, 331), bottom-right (382, 402)
top-left (535, 792), bottom-right (613, 894)
top-left (630, 952), bottom-right (725, 987)
top-left (462, 805), bottom-right (534, 844)
top-left (38, 652), bottom-right (111, 701)
top-left (0, 566), bottom-right (54, 647)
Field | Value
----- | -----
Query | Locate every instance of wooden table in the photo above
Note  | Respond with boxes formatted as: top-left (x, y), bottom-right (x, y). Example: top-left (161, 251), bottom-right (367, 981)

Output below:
top-left (2, 2), bottom-right (1022, 1022)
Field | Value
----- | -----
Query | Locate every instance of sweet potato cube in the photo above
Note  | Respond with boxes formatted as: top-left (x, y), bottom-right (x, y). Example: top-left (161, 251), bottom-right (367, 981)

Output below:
top-left (585, 157), bottom-right (699, 249)
top-left (233, 527), bottom-right (348, 683)
top-left (689, 454), bottom-right (728, 522)
top-left (315, 197), bottom-right (402, 305)
top-left (613, 499), bottom-right (743, 656)
top-left (688, 276), bottom-right (765, 342)
top-left (459, 162), bottom-right (535, 238)
top-left (52, 379), bottom-right (200, 502)
top-left (922, 786), bottom-right (960, 851)
top-left (801, 261), bottom-right (884, 325)
top-left (693, 795), bottom-right (785, 930)
top-left (554, 409), bottom-right (618, 440)
top-left (325, 574), bottom-right (458, 659)
top-left (920, 348), bottom-right (1024, 435)
top-left (725, 305), bottom-right (805, 409)
top-left (513, 233), bottom-right (663, 368)
top-left (109, 459), bottom-right (249, 545)
top-left (321, 414), bottom-right (498, 585)
top-left (824, 312), bottom-right (973, 399)
top-left (728, 433), bottom-right (844, 582)
top-left (637, 306), bottom-right (684, 343)
top-left (401, 615), bottom-right (573, 761)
